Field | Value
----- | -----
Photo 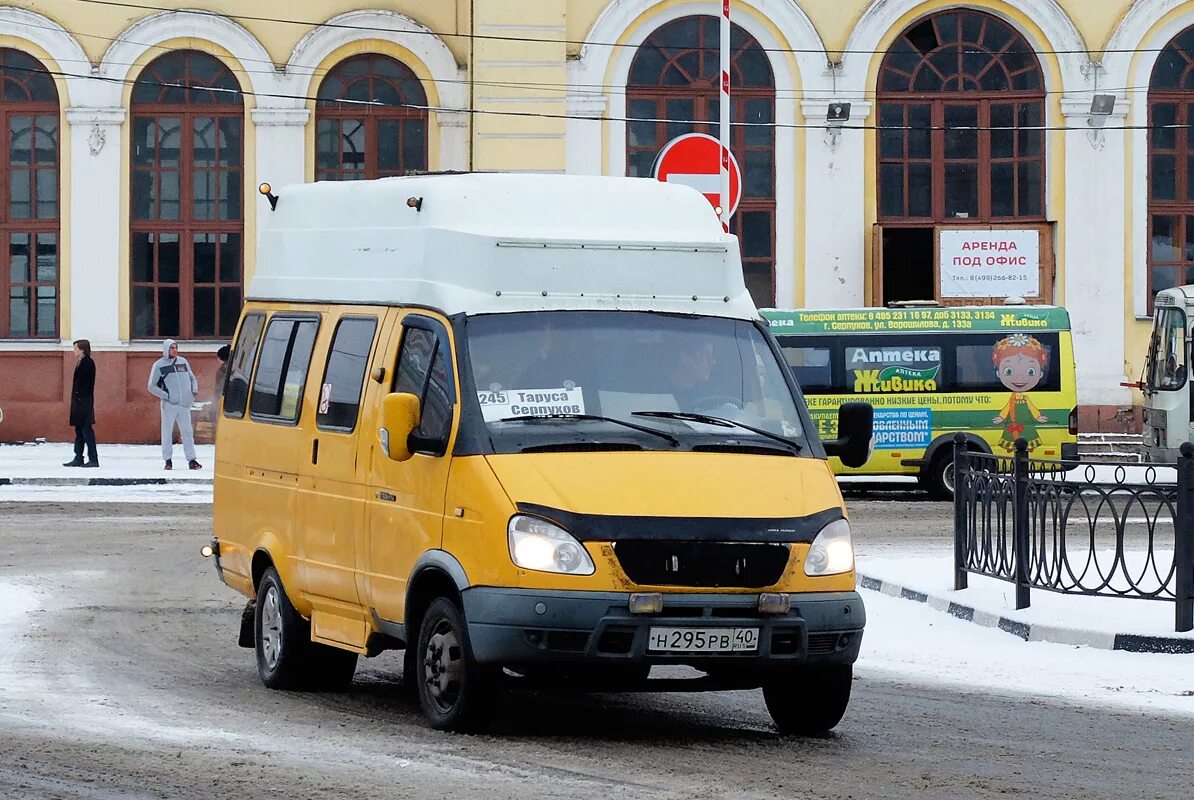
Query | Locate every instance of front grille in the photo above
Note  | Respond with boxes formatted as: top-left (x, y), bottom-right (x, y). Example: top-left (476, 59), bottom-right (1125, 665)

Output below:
top-left (807, 633), bottom-right (839, 654)
top-left (613, 541), bottom-right (790, 588)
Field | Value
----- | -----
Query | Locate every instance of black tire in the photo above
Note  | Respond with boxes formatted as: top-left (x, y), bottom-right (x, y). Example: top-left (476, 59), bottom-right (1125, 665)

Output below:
top-left (923, 452), bottom-right (957, 500)
top-left (415, 597), bottom-right (495, 732)
top-left (254, 567), bottom-right (358, 691)
top-left (254, 567), bottom-right (311, 690)
top-left (762, 665), bottom-right (853, 736)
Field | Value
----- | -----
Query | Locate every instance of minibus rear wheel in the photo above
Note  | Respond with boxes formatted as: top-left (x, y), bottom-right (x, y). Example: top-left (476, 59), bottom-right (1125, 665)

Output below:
top-left (255, 567), bottom-right (358, 691)
top-left (762, 664), bottom-right (852, 735)
top-left (415, 597), bottom-right (496, 732)
top-left (255, 567), bottom-right (312, 690)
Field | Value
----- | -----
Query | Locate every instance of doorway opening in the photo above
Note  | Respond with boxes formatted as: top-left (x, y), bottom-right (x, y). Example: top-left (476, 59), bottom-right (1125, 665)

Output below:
top-left (881, 227), bottom-right (935, 306)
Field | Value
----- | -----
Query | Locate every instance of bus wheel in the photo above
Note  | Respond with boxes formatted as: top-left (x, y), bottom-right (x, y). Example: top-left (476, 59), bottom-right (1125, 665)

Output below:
top-left (255, 567), bottom-right (311, 690)
top-left (763, 664), bottom-right (852, 735)
top-left (923, 453), bottom-right (957, 500)
top-left (415, 597), bottom-right (496, 732)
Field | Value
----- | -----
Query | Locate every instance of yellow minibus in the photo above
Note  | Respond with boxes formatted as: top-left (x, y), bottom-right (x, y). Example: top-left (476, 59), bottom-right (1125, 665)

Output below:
top-left (206, 174), bottom-right (873, 734)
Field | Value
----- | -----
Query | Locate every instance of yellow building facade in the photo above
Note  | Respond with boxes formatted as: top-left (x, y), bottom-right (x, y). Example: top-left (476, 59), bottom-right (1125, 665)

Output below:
top-left (0, 0), bottom-right (1186, 440)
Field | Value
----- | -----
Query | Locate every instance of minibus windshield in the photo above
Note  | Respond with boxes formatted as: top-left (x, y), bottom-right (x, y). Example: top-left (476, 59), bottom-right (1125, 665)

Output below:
top-left (464, 311), bottom-right (809, 453)
top-left (1147, 306), bottom-right (1188, 392)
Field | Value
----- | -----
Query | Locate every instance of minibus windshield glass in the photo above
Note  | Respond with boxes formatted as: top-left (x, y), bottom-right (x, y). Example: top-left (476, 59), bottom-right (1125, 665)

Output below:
top-left (1148, 306), bottom-right (1188, 392)
top-left (465, 311), bottom-right (808, 453)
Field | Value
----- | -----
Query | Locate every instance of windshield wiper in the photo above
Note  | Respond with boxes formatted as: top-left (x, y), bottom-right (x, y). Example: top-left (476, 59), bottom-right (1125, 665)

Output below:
top-left (630, 411), bottom-right (803, 452)
top-left (498, 414), bottom-right (680, 446)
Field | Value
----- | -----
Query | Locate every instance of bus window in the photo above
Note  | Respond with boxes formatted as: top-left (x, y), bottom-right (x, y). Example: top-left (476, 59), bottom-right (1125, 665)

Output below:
top-left (955, 334), bottom-right (1060, 393)
top-left (782, 345), bottom-right (832, 393)
top-left (1148, 307), bottom-right (1188, 392)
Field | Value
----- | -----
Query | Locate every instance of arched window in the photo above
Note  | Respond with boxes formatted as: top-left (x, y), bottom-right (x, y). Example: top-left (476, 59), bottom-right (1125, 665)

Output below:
top-left (1147, 28), bottom-right (1194, 307)
top-left (626, 16), bottom-right (775, 306)
top-left (316, 54), bottom-right (428, 181)
top-left (878, 11), bottom-right (1045, 222)
top-left (0, 50), bottom-right (59, 339)
top-left (130, 50), bottom-right (243, 339)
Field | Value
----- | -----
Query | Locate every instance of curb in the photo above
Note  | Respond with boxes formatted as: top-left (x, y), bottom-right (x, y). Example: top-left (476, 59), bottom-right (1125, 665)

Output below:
top-left (0, 477), bottom-right (211, 487)
top-left (858, 573), bottom-right (1194, 655)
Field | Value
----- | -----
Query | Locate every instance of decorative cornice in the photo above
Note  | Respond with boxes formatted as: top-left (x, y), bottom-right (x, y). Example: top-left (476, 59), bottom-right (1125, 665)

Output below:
top-left (250, 108), bottom-right (311, 127)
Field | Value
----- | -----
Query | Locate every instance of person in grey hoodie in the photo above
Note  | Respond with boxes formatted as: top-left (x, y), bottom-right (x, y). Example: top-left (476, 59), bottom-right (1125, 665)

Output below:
top-left (147, 339), bottom-right (201, 470)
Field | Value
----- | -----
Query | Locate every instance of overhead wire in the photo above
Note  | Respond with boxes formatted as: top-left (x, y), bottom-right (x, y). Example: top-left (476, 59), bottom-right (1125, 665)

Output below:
top-left (1, 59), bottom-right (1184, 134)
top-left (58, 0), bottom-right (1194, 59)
top-left (0, 15), bottom-right (1176, 104)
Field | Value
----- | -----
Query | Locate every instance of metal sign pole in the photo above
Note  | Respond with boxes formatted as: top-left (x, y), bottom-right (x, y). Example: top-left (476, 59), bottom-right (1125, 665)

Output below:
top-left (719, 0), bottom-right (730, 234)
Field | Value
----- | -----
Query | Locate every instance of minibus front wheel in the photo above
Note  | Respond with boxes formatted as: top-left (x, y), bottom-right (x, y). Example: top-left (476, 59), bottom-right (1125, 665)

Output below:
top-left (415, 597), bottom-right (497, 732)
top-left (762, 664), bottom-right (852, 735)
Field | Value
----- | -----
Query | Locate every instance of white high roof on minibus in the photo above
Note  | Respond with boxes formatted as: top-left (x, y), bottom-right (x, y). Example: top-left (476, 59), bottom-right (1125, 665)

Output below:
top-left (249, 173), bottom-right (757, 319)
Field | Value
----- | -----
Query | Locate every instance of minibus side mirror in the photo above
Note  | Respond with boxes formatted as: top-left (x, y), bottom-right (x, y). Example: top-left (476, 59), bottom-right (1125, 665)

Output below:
top-left (380, 392), bottom-right (421, 462)
top-left (823, 402), bottom-right (873, 468)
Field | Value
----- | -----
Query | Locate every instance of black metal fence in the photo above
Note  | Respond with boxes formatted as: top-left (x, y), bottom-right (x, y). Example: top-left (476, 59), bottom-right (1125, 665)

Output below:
top-left (953, 433), bottom-right (1194, 632)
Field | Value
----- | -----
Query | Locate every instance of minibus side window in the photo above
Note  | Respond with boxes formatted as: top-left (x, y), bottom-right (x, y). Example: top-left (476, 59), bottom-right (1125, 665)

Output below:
top-left (393, 322), bottom-right (456, 455)
top-left (316, 316), bottom-right (378, 432)
top-left (223, 312), bottom-right (265, 419)
top-left (250, 317), bottom-right (319, 423)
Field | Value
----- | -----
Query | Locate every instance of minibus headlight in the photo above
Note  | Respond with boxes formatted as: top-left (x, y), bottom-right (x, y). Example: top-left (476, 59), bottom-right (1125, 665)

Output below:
top-left (804, 519), bottom-right (855, 577)
top-left (508, 515), bottom-right (596, 576)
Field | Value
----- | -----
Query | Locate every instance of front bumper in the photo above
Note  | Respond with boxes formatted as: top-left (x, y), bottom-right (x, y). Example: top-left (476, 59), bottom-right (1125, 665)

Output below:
top-left (462, 587), bottom-right (864, 668)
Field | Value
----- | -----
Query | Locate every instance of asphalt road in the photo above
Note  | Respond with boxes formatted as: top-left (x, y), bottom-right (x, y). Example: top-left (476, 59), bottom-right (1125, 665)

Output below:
top-left (1, 501), bottom-right (1190, 800)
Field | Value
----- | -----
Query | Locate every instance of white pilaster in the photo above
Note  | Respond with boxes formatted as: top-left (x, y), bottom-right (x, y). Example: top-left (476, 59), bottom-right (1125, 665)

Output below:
top-left (565, 92), bottom-right (607, 176)
top-left (1060, 96), bottom-right (1132, 405)
top-left (434, 109), bottom-right (469, 171)
top-left (65, 107), bottom-right (124, 345)
top-left (801, 99), bottom-right (870, 309)
top-left (251, 107), bottom-right (308, 248)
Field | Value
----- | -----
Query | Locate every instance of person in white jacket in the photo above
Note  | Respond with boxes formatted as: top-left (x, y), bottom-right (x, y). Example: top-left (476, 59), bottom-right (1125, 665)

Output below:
top-left (147, 339), bottom-right (201, 470)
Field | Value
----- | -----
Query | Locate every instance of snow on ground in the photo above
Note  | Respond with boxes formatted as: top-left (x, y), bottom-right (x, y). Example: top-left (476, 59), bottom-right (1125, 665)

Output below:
top-left (859, 553), bottom-right (1193, 639)
top-left (0, 443), bottom-right (215, 480)
top-left (0, 484), bottom-right (213, 503)
top-left (858, 587), bottom-right (1194, 717)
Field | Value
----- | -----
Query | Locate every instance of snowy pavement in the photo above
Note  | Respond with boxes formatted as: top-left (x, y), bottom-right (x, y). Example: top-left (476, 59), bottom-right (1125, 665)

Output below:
top-left (858, 586), bottom-right (1194, 718)
top-left (860, 554), bottom-right (1192, 646)
top-left (0, 443), bottom-right (213, 502)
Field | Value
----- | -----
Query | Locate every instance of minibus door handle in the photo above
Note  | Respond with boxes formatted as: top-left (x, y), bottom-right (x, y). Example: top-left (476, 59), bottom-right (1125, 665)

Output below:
top-left (311, 438), bottom-right (319, 465)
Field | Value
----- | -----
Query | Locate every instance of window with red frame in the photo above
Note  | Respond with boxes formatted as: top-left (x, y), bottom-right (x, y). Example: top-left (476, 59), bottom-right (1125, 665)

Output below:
top-left (316, 54), bottom-right (428, 181)
top-left (1, 49), bottom-right (59, 339)
top-left (877, 11), bottom-right (1046, 223)
top-left (626, 16), bottom-right (776, 307)
top-left (130, 50), bottom-right (243, 340)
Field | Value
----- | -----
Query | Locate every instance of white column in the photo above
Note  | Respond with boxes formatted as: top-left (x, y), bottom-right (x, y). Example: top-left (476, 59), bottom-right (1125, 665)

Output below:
top-left (1060, 97), bottom-right (1132, 406)
top-left (565, 93), bottom-right (607, 175)
top-left (801, 99), bottom-right (870, 309)
top-left (65, 107), bottom-right (125, 345)
top-left (251, 108), bottom-right (309, 232)
top-left (434, 110), bottom-right (469, 171)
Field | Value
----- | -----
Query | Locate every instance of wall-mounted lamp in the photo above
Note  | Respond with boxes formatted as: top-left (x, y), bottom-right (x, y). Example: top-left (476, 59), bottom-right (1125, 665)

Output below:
top-left (1088, 94), bottom-right (1116, 128)
top-left (826, 102), bottom-right (851, 152)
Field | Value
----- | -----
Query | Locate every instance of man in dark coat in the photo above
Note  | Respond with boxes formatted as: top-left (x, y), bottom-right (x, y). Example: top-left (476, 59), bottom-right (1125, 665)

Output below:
top-left (64, 339), bottom-right (99, 467)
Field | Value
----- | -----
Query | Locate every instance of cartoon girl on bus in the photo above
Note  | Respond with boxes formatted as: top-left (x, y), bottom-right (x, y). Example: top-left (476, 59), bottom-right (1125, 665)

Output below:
top-left (991, 333), bottom-right (1049, 452)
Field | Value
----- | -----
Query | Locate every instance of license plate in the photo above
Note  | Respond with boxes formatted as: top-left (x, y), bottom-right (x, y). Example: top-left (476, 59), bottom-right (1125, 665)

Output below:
top-left (647, 627), bottom-right (759, 653)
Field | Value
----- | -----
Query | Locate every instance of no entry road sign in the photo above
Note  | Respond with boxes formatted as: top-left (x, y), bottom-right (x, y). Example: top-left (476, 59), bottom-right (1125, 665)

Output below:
top-left (652, 132), bottom-right (742, 220)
